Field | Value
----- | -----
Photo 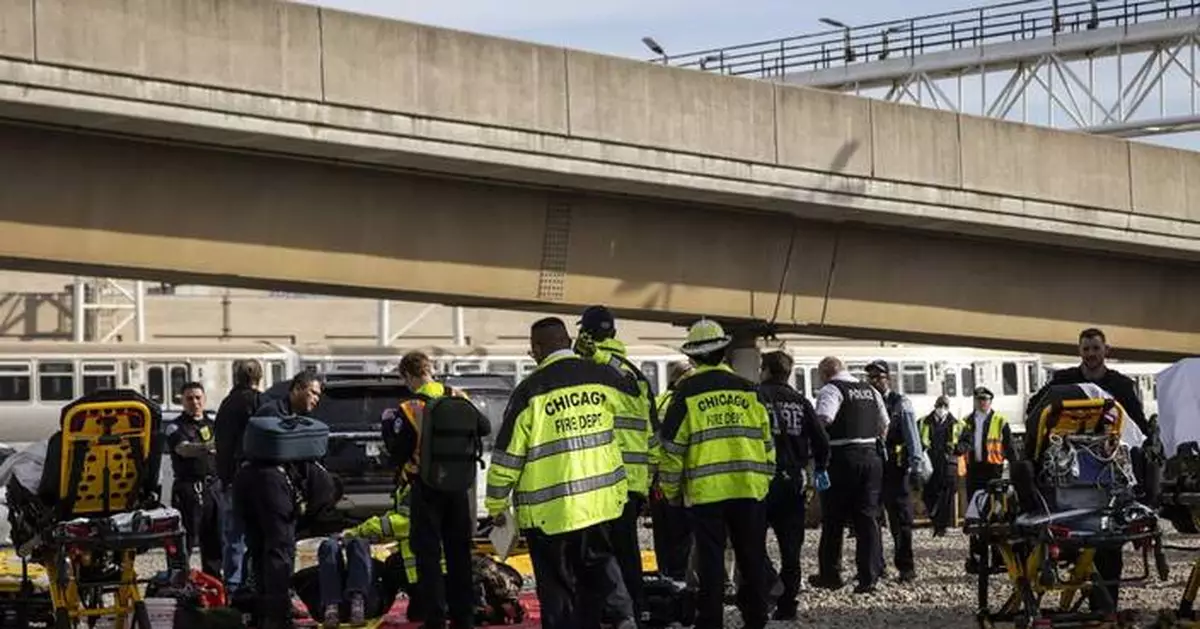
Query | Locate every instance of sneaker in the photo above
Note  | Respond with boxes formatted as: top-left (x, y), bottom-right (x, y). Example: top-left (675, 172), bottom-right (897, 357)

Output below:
top-left (349, 593), bottom-right (366, 626)
top-left (322, 604), bottom-right (339, 629)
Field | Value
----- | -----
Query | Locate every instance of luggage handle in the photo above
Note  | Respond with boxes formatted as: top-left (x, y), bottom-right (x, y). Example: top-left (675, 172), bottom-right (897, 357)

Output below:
top-left (278, 415), bottom-right (314, 430)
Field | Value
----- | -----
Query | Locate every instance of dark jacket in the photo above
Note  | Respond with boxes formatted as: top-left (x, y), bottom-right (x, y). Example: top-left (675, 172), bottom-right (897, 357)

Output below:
top-left (213, 385), bottom-right (263, 485)
top-left (758, 380), bottom-right (830, 476)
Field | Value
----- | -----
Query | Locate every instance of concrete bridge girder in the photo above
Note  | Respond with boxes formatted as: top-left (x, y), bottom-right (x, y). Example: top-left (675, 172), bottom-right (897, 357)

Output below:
top-left (0, 123), bottom-right (1197, 359)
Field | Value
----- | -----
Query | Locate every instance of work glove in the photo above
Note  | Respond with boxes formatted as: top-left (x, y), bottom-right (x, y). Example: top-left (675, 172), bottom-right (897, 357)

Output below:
top-left (574, 331), bottom-right (597, 359)
top-left (813, 469), bottom-right (831, 492)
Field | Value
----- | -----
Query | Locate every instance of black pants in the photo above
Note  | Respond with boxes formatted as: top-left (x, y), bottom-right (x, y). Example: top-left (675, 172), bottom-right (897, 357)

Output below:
top-left (526, 521), bottom-right (633, 629)
top-left (173, 477), bottom-right (223, 578)
top-left (410, 481), bottom-right (475, 628)
top-left (765, 475), bottom-right (805, 614)
top-left (690, 498), bottom-right (769, 629)
top-left (234, 465), bottom-right (297, 627)
top-left (923, 460), bottom-right (958, 533)
top-left (610, 494), bottom-right (645, 621)
top-left (649, 494), bottom-right (692, 580)
top-left (818, 445), bottom-right (883, 586)
top-left (881, 466), bottom-right (915, 575)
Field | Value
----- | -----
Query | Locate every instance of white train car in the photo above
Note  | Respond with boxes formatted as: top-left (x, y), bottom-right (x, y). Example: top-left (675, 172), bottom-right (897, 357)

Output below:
top-left (297, 342), bottom-right (1045, 432)
top-left (0, 342), bottom-right (301, 444)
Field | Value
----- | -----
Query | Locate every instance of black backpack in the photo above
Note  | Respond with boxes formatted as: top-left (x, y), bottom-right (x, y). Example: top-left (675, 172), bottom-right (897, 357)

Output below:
top-left (418, 389), bottom-right (486, 492)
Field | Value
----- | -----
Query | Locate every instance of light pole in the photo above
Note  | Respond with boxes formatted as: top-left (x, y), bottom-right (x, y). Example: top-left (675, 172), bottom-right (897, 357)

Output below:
top-left (642, 36), bottom-right (667, 64)
top-left (880, 24), bottom-right (911, 60)
top-left (819, 17), bottom-right (855, 63)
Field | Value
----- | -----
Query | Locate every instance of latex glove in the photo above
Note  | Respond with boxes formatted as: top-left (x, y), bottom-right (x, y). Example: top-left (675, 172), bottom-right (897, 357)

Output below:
top-left (813, 469), bottom-right (831, 492)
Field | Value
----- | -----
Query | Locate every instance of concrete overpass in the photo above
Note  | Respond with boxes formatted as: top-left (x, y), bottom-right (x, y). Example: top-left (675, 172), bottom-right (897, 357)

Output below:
top-left (0, 0), bottom-right (1198, 359)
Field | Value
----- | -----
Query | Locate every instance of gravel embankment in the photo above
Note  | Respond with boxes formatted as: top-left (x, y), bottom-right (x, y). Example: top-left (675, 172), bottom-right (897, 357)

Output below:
top-left (127, 526), bottom-right (1200, 628)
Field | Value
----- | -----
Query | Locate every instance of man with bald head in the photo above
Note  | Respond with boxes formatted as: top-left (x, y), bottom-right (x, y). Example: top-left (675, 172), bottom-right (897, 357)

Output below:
top-left (809, 356), bottom-right (890, 595)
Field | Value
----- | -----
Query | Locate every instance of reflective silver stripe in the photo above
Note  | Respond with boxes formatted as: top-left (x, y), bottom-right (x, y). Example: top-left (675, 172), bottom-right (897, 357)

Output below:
top-left (648, 434), bottom-right (661, 449)
top-left (526, 430), bottom-right (614, 462)
top-left (380, 515), bottom-right (394, 538)
top-left (689, 425), bottom-right (764, 445)
top-left (513, 467), bottom-right (627, 506)
top-left (829, 438), bottom-right (876, 447)
top-left (395, 505), bottom-right (411, 518)
top-left (662, 440), bottom-right (687, 455)
top-left (684, 460), bottom-right (775, 481)
top-left (491, 451), bottom-right (526, 469)
top-left (487, 484), bottom-right (514, 500)
top-left (659, 471), bottom-right (682, 484)
top-left (623, 452), bottom-right (650, 465)
top-left (615, 417), bottom-right (648, 432)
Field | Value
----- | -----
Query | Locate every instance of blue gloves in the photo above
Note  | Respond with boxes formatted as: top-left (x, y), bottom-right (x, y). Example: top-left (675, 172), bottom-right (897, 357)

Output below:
top-left (813, 469), bottom-right (831, 492)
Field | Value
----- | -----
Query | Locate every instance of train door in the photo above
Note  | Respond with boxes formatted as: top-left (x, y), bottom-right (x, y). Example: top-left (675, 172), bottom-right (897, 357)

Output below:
top-left (145, 361), bottom-right (191, 414)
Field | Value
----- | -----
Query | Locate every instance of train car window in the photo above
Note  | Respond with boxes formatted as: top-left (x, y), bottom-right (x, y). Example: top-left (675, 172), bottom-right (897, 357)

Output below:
top-left (0, 364), bottom-right (30, 402)
top-left (450, 361), bottom-right (482, 375)
top-left (489, 360), bottom-right (517, 376)
top-left (641, 362), bottom-right (660, 396)
top-left (38, 362), bottom-right (75, 402)
top-left (901, 362), bottom-right (928, 395)
top-left (942, 369), bottom-right (958, 397)
top-left (169, 365), bottom-right (190, 405)
top-left (1026, 363), bottom-right (1041, 393)
top-left (846, 362), bottom-right (867, 380)
top-left (268, 361), bottom-right (286, 386)
top-left (518, 361), bottom-right (536, 379)
top-left (147, 366), bottom-right (165, 404)
top-left (1001, 362), bottom-right (1018, 396)
top-left (793, 368), bottom-right (808, 398)
top-left (960, 368), bottom-right (975, 396)
top-left (81, 362), bottom-right (118, 394)
top-left (809, 368), bottom-right (821, 397)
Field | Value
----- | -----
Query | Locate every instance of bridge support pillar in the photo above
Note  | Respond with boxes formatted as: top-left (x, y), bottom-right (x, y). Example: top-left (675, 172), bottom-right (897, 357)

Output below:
top-left (725, 325), bottom-right (763, 383)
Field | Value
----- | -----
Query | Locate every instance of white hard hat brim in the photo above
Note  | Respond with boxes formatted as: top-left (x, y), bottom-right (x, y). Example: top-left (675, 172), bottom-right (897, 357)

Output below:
top-left (680, 336), bottom-right (732, 356)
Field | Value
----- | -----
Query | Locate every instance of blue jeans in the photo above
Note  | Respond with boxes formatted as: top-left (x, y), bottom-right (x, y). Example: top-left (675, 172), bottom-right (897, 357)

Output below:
top-left (217, 481), bottom-right (247, 590)
top-left (318, 537), bottom-right (372, 610)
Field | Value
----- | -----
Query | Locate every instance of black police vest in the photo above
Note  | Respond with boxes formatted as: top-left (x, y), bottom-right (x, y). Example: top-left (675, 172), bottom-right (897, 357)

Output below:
top-left (827, 380), bottom-right (879, 442)
top-left (170, 415), bottom-right (217, 482)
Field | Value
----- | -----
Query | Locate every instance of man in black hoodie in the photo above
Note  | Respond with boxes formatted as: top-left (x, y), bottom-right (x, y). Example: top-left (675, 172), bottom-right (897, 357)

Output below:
top-left (213, 359), bottom-right (264, 593)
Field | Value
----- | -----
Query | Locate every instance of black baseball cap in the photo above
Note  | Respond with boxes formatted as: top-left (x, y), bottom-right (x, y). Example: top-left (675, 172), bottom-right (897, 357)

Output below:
top-left (865, 360), bottom-right (890, 376)
top-left (578, 305), bottom-right (615, 336)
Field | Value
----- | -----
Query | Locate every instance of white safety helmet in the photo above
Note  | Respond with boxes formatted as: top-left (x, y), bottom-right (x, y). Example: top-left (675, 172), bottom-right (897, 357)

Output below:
top-left (680, 318), bottom-right (732, 356)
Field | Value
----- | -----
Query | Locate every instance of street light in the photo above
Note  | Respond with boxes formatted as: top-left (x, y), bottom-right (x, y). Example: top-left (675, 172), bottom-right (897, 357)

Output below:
top-left (880, 24), bottom-right (911, 60)
top-left (642, 36), bottom-right (667, 64)
top-left (819, 17), bottom-right (855, 63)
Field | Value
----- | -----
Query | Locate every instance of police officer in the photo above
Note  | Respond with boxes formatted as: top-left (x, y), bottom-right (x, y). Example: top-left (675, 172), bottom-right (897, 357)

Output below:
top-left (574, 305), bottom-right (656, 625)
top-left (809, 356), bottom-right (889, 595)
top-left (650, 361), bottom-right (694, 582)
top-left (865, 360), bottom-right (921, 584)
top-left (919, 396), bottom-right (964, 537)
top-left (955, 386), bottom-right (1015, 576)
top-left (485, 317), bottom-right (639, 629)
top-left (659, 319), bottom-right (774, 629)
top-left (166, 381), bottom-right (222, 577)
top-left (758, 351), bottom-right (829, 620)
top-left (392, 350), bottom-right (489, 629)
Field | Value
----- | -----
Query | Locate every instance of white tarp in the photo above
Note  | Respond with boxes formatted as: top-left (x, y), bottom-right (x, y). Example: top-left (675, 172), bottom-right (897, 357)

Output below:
top-left (1155, 358), bottom-right (1200, 458)
top-left (0, 440), bottom-right (47, 495)
top-left (1072, 382), bottom-right (1146, 448)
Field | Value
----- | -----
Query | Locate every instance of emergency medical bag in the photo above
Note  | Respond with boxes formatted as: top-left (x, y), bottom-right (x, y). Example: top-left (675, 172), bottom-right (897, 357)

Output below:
top-left (242, 415), bottom-right (329, 463)
top-left (418, 391), bottom-right (485, 492)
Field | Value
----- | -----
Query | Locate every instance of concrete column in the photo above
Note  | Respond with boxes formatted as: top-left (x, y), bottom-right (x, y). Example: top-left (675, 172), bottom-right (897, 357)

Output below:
top-left (726, 327), bottom-right (762, 382)
top-left (376, 300), bottom-right (390, 347)
top-left (72, 278), bottom-right (86, 342)
top-left (133, 280), bottom-right (146, 343)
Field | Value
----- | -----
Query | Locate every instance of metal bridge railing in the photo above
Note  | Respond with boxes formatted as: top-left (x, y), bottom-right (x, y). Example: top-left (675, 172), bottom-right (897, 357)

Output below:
top-left (656, 0), bottom-right (1200, 79)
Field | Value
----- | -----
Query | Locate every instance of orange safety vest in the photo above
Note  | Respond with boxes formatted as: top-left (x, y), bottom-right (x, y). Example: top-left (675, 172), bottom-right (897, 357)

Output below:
top-left (981, 411), bottom-right (1008, 465)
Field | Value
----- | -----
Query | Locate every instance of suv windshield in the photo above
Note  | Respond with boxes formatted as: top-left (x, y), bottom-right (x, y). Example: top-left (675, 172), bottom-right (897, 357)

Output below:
top-left (312, 383), bottom-right (410, 430)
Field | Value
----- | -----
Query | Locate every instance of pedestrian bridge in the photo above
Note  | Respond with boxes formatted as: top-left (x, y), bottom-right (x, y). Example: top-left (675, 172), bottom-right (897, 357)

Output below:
top-left (0, 0), bottom-right (1198, 359)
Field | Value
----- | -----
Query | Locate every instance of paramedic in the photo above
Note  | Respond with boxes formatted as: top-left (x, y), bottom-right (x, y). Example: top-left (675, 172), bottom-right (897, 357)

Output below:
top-left (213, 359), bottom-right (264, 592)
top-left (809, 356), bottom-right (889, 595)
top-left (919, 396), bottom-right (964, 536)
top-left (485, 317), bottom-right (639, 629)
top-left (758, 351), bottom-right (830, 620)
top-left (659, 319), bottom-right (774, 629)
top-left (166, 381), bottom-right (222, 578)
top-left (392, 350), bottom-right (489, 629)
top-left (574, 305), bottom-right (656, 624)
top-left (955, 387), bottom-right (1015, 575)
top-left (650, 361), bottom-right (695, 582)
top-left (865, 360), bottom-right (922, 583)
top-left (236, 371), bottom-right (324, 628)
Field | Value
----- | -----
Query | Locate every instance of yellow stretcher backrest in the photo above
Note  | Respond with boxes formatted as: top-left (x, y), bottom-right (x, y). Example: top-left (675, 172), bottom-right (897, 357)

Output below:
top-left (58, 399), bottom-right (155, 517)
top-left (1033, 397), bottom-right (1124, 460)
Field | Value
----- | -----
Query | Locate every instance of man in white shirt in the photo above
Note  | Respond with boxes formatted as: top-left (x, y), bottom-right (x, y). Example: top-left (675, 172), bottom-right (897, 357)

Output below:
top-left (808, 357), bottom-right (890, 595)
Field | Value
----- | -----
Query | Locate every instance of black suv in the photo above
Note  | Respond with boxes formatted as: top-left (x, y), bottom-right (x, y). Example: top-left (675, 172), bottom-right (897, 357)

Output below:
top-left (265, 373), bottom-right (513, 521)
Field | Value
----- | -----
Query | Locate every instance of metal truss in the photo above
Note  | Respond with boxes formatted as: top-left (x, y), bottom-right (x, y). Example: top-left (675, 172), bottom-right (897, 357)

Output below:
top-left (837, 31), bottom-right (1200, 139)
top-left (660, 0), bottom-right (1200, 140)
top-left (72, 277), bottom-right (145, 343)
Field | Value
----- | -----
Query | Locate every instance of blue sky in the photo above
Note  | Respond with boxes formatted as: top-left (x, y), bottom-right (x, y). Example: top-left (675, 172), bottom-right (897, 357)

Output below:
top-left (302, 0), bottom-right (1199, 150)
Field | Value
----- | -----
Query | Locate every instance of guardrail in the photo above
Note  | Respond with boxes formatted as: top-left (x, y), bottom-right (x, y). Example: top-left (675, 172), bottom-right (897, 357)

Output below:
top-left (655, 0), bottom-right (1200, 78)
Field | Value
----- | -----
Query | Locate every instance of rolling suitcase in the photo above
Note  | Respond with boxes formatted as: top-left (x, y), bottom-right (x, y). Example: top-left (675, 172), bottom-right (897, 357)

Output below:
top-left (242, 415), bottom-right (329, 463)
